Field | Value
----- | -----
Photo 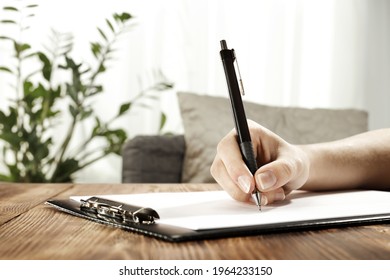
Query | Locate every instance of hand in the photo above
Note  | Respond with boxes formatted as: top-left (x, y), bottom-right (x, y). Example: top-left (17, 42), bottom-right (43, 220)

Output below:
top-left (210, 120), bottom-right (310, 205)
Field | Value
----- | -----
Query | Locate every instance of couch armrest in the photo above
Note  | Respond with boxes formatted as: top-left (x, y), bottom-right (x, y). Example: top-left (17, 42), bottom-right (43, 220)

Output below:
top-left (121, 135), bottom-right (185, 183)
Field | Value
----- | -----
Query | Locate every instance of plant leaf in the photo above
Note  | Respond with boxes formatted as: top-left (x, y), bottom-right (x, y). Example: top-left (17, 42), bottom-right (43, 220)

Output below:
top-left (0, 36), bottom-right (13, 41)
top-left (98, 63), bottom-right (106, 73)
top-left (7, 164), bottom-right (21, 182)
top-left (80, 109), bottom-right (93, 121)
top-left (25, 4), bottom-right (39, 9)
top-left (14, 42), bottom-right (31, 55)
top-left (0, 20), bottom-right (17, 24)
top-left (118, 102), bottom-right (132, 116)
top-left (113, 12), bottom-right (132, 23)
top-left (0, 173), bottom-right (12, 182)
top-left (90, 42), bottom-right (102, 58)
top-left (0, 111), bottom-right (7, 125)
top-left (0, 66), bottom-right (14, 74)
top-left (3, 7), bottom-right (19, 12)
top-left (0, 132), bottom-right (21, 146)
top-left (37, 52), bottom-right (52, 81)
top-left (69, 105), bottom-right (78, 117)
top-left (159, 112), bottom-right (167, 131)
top-left (106, 18), bottom-right (115, 33)
top-left (97, 28), bottom-right (107, 41)
top-left (0, 108), bottom-right (17, 131)
top-left (54, 159), bottom-right (79, 182)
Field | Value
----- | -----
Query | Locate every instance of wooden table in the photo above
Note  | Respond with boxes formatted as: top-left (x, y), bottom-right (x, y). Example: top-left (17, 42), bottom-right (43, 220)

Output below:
top-left (1, 183), bottom-right (389, 260)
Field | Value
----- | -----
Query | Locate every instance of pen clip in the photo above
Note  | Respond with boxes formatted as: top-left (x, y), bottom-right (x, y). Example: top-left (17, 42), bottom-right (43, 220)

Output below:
top-left (232, 49), bottom-right (245, 96)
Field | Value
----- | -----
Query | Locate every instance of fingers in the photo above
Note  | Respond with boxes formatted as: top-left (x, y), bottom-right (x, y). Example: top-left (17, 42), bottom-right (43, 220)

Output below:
top-left (211, 152), bottom-right (290, 205)
top-left (211, 154), bottom-right (283, 205)
top-left (210, 126), bottom-right (288, 206)
top-left (256, 160), bottom-right (295, 192)
top-left (211, 154), bottom-right (252, 202)
top-left (260, 187), bottom-right (286, 205)
top-left (211, 131), bottom-right (288, 205)
top-left (212, 130), bottom-right (256, 193)
top-left (210, 130), bottom-right (254, 201)
top-left (211, 123), bottom-right (310, 206)
top-left (255, 146), bottom-right (309, 194)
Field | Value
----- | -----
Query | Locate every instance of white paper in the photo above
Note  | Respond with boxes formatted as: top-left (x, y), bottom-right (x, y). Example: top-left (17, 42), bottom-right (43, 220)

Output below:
top-left (71, 190), bottom-right (390, 230)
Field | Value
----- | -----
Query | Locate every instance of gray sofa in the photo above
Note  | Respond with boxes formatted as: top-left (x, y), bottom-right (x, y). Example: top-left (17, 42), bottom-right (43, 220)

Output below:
top-left (122, 134), bottom-right (185, 183)
top-left (122, 93), bottom-right (369, 184)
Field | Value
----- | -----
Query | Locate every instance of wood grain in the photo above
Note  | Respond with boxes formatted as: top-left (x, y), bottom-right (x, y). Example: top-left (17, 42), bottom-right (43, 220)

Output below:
top-left (0, 183), bottom-right (389, 260)
top-left (0, 183), bottom-right (72, 225)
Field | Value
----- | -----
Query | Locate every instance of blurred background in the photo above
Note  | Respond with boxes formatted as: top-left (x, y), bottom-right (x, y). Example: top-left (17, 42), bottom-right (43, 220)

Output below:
top-left (1, 0), bottom-right (389, 183)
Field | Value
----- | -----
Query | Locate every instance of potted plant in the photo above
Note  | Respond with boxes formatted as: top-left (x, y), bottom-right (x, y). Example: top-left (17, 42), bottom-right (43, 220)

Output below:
top-left (0, 2), bottom-right (172, 182)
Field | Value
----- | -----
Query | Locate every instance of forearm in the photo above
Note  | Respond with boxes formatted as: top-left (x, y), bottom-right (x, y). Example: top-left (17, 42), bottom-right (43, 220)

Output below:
top-left (300, 129), bottom-right (390, 191)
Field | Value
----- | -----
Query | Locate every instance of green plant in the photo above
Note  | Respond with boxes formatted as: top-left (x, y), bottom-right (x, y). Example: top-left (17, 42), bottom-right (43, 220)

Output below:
top-left (0, 2), bottom-right (172, 182)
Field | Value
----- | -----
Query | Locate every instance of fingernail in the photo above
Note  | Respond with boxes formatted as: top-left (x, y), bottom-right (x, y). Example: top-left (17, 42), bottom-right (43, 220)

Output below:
top-left (274, 191), bottom-right (285, 201)
top-left (237, 175), bottom-right (251, 193)
top-left (260, 195), bottom-right (268, 206)
top-left (257, 170), bottom-right (277, 191)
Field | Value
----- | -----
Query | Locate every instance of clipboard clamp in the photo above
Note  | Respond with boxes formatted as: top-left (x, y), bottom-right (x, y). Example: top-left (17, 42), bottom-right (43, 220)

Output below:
top-left (80, 197), bottom-right (159, 225)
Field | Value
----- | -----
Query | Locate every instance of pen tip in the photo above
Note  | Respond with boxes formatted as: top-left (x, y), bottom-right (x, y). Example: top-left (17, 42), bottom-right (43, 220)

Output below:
top-left (252, 192), bottom-right (262, 212)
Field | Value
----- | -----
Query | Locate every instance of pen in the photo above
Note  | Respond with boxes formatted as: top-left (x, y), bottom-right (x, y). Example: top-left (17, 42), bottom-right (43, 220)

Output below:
top-left (219, 39), bottom-right (262, 211)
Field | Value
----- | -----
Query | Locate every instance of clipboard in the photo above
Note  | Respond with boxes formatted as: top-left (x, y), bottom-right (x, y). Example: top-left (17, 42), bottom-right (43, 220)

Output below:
top-left (46, 190), bottom-right (390, 242)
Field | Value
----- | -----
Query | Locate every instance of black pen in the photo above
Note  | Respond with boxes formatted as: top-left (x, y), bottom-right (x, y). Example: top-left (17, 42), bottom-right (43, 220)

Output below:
top-left (219, 39), bottom-right (262, 211)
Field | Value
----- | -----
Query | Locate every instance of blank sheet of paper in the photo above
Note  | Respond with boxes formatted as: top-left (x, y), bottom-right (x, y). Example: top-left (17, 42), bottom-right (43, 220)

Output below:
top-left (71, 190), bottom-right (390, 231)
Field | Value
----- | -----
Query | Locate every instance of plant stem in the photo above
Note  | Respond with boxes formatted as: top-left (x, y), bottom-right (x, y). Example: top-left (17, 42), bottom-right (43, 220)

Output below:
top-left (78, 152), bottom-right (108, 171)
top-left (50, 116), bottom-right (77, 180)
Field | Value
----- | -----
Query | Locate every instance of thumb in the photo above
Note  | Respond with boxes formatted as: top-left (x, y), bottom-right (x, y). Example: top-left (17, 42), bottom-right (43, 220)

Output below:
top-left (255, 159), bottom-right (297, 192)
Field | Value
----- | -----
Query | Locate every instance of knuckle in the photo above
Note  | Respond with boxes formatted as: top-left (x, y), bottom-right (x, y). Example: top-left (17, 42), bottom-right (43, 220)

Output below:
top-left (210, 160), bottom-right (218, 177)
top-left (210, 156), bottom-right (222, 178)
top-left (279, 158), bottom-right (296, 178)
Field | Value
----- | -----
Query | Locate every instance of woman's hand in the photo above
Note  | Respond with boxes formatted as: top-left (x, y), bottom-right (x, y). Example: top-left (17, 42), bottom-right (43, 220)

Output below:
top-left (210, 120), bottom-right (310, 205)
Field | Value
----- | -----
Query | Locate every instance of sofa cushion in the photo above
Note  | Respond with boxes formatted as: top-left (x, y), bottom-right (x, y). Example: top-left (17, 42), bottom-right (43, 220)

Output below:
top-left (122, 135), bottom-right (185, 183)
top-left (177, 92), bottom-right (368, 183)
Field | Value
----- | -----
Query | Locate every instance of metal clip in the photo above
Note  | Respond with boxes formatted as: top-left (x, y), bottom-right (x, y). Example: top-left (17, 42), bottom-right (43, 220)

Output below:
top-left (232, 49), bottom-right (245, 96)
top-left (80, 197), bottom-right (159, 225)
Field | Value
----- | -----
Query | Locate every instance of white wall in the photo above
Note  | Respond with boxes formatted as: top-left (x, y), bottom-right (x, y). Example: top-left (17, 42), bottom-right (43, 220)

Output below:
top-left (1, 0), bottom-right (389, 182)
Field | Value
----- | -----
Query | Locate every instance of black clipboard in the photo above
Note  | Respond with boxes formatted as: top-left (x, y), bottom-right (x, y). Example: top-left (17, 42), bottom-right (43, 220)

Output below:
top-left (46, 190), bottom-right (390, 242)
